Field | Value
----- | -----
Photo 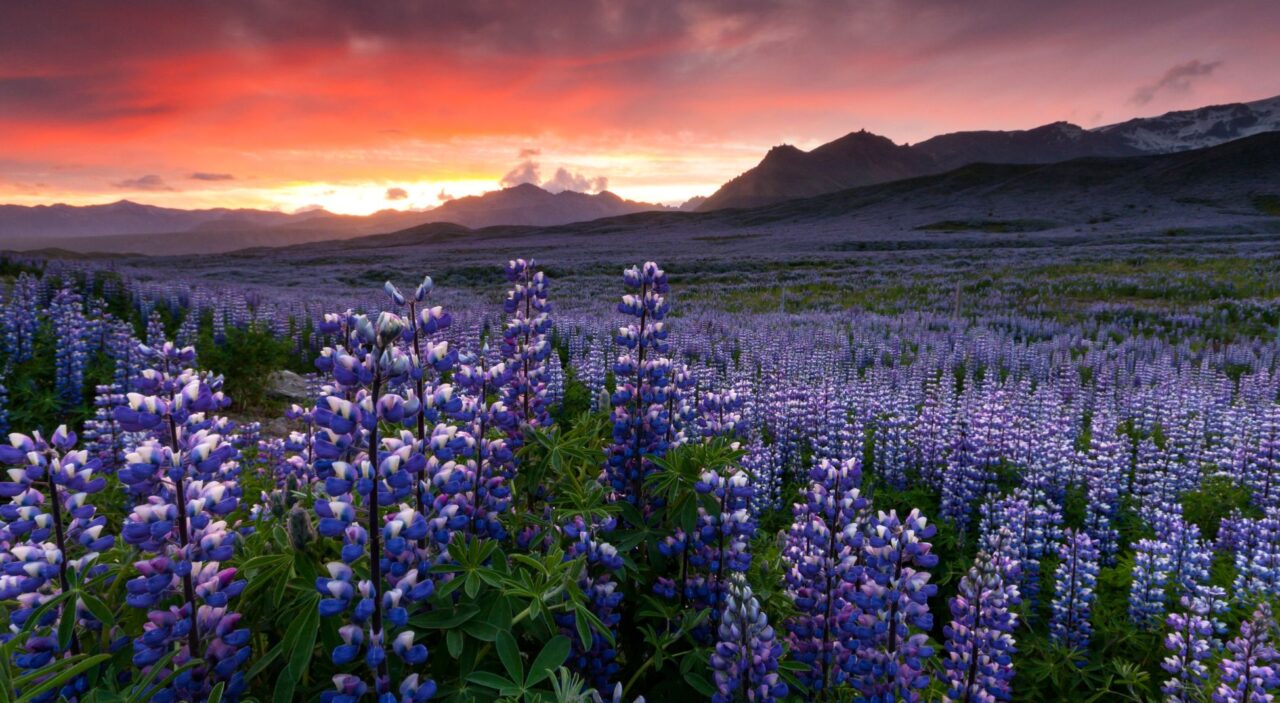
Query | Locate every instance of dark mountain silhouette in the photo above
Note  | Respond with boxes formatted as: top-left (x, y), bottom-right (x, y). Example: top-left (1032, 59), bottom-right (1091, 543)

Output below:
top-left (424, 183), bottom-right (665, 228)
top-left (0, 200), bottom-right (296, 238)
top-left (0, 185), bottom-right (668, 252)
top-left (698, 95), bottom-right (1279, 211)
top-left (287, 132), bottom-right (1279, 258)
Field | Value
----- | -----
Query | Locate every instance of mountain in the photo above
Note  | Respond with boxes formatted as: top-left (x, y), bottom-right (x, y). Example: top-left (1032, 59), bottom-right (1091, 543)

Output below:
top-left (0, 200), bottom-right (296, 239)
top-left (0, 185), bottom-right (669, 254)
top-left (698, 95), bottom-right (1279, 211)
top-left (1094, 95), bottom-right (1280, 153)
top-left (678, 196), bottom-right (708, 211)
top-left (159, 133), bottom-right (1279, 292)
top-left (426, 184), bottom-right (665, 229)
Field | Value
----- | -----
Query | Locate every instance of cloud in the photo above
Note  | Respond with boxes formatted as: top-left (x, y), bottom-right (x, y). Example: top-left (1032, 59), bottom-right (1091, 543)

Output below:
top-left (544, 167), bottom-right (608, 193)
top-left (499, 155), bottom-right (608, 193)
top-left (111, 174), bottom-right (174, 191)
top-left (437, 188), bottom-right (455, 201)
top-left (500, 160), bottom-right (541, 188)
top-left (189, 172), bottom-right (234, 181)
top-left (1131, 59), bottom-right (1222, 105)
top-left (385, 186), bottom-right (408, 200)
top-left (518, 148), bottom-right (541, 159)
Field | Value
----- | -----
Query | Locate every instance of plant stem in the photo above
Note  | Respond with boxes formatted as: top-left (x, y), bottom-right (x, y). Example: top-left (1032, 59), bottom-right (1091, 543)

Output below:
top-left (43, 450), bottom-right (79, 656)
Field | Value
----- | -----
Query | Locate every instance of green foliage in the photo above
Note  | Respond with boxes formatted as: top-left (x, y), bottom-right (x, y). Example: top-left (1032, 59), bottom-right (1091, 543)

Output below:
top-left (1182, 473), bottom-right (1259, 539)
top-left (197, 321), bottom-right (293, 413)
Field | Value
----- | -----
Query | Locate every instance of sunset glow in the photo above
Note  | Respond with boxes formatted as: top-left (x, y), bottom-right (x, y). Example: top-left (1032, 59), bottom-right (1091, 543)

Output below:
top-left (2, 0), bottom-right (1278, 213)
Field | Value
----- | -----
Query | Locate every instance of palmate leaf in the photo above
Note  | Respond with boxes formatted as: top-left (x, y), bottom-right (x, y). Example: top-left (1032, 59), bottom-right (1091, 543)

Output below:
top-left (467, 670), bottom-right (521, 698)
top-left (272, 594), bottom-right (320, 703)
top-left (526, 635), bottom-right (570, 687)
top-left (496, 631), bottom-right (523, 683)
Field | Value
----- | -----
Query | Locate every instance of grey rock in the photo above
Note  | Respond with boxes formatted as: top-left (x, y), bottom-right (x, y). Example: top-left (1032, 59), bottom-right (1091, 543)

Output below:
top-left (267, 370), bottom-right (310, 402)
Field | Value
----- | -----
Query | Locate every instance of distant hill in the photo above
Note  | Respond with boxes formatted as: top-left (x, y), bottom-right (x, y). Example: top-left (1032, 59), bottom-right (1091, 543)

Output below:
top-left (0, 200), bottom-right (296, 239)
top-left (280, 132), bottom-right (1280, 262)
top-left (0, 185), bottom-right (668, 254)
top-left (425, 183), bottom-right (665, 228)
top-left (698, 95), bottom-right (1279, 211)
top-left (50, 134), bottom-right (1280, 294)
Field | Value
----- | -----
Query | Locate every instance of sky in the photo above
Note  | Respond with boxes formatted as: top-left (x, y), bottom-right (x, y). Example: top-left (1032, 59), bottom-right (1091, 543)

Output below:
top-left (2, 0), bottom-right (1278, 215)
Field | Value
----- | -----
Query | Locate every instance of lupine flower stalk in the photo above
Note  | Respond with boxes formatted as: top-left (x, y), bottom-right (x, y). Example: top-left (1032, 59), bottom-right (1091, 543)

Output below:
top-left (710, 573), bottom-right (788, 703)
top-left (1050, 529), bottom-right (1099, 655)
top-left (1212, 604), bottom-right (1279, 703)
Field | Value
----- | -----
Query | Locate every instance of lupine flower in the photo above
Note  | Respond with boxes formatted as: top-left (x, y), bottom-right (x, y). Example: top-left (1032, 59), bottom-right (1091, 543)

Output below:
top-left (942, 528), bottom-right (1021, 703)
top-left (1232, 509), bottom-right (1280, 600)
top-left (558, 516), bottom-right (625, 691)
top-left (311, 301), bottom-right (437, 702)
top-left (499, 258), bottom-right (554, 436)
top-left (606, 262), bottom-right (673, 514)
top-left (1212, 604), bottom-right (1279, 703)
top-left (848, 508), bottom-right (938, 701)
top-left (1050, 529), bottom-right (1099, 655)
top-left (1161, 596), bottom-right (1214, 703)
top-left (710, 573), bottom-right (787, 703)
top-left (781, 457), bottom-right (866, 693)
top-left (113, 344), bottom-right (248, 702)
top-left (0, 426), bottom-right (113, 697)
top-left (1129, 539), bottom-right (1171, 627)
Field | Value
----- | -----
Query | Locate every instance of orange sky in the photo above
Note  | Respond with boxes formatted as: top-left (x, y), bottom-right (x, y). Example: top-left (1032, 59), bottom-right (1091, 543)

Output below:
top-left (2, 0), bottom-right (1278, 214)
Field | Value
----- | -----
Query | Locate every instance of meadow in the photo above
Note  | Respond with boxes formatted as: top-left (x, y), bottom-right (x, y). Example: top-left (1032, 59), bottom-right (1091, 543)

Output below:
top-left (0, 247), bottom-right (1277, 703)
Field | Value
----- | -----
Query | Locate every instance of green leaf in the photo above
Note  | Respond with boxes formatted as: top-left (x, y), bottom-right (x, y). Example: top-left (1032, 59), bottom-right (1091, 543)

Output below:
top-left (285, 602), bottom-right (320, 676)
top-left (206, 682), bottom-right (225, 703)
top-left (79, 592), bottom-right (114, 629)
top-left (574, 607), bottom-right (592, 651)
top-left (273, 599), bottom-right (319, 703)
top-left (56, 601), bottom-right (77, 651)
top-left (467, 671), bottom-right (518, 692)
top-left (412, 604), bottom-right (480, 629)
top-left (447, 629), bottom-right (464, 658)
top-left (683, 670), bottom-right (716, 697)
top-left (495, 632), bottom-right (523, 684)
top-left (525, 635), bottom-right (570, 687)
top-left (245, 640), bottom-right (283, 683)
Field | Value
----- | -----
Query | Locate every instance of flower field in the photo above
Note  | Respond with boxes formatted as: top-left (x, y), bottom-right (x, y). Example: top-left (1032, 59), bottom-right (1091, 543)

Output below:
top-left (0, 253), bottom-right (1277, 703)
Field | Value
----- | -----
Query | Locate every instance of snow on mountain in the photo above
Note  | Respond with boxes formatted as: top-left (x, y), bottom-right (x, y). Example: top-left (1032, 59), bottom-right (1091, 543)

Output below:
top-left (1094, 95), bottom-right (1280, 153)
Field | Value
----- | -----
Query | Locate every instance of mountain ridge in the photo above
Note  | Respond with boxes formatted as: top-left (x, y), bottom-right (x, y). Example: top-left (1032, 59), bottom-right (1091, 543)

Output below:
top-left (698, 94), bottom-right (1280, 211)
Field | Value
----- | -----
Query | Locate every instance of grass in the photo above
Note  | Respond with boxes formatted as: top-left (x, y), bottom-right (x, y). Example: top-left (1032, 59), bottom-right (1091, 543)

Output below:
top-left (1253, 194), bottom-right (1280, 216)
top-left (916, 218), bottom-right (1057, 233)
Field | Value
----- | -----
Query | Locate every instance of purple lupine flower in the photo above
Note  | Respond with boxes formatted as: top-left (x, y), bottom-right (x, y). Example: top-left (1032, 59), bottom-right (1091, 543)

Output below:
top-left (847, 508), bottom-right (938, 702)
top-left (662, 467), bottom-right (756, 629)
top-left (113, 344), bottom-right (249, 702)
top-left (310, 304), bottom-right (436, 703)
top-left (1161, 596), bottom-right (1214, 703)
top-left (1129, 538), bottom-right (1171, 628)
top-left (1049, 529), bottom-right (1098, 655)
top-left (781, 457), bottom-right (866, 693)
top-left (710, 573), bottom-right (787, 703)
top-left (1244, 405), bottom-right (1280, 512)
top-left (606, 262), bottom-right (673, 514)
top-left (1232, 509), bottom-right (1280, 601)
top-left (1212, 604), bottom-right (1279, 703)
top-left (941, 528), bottom-right (1021, 703)
top-left (0, 426), bottom-right (113, 698)
top-left (499, 259), bottom-right (554, 436)
top-left (558, 516), bottom-right (625, 691)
